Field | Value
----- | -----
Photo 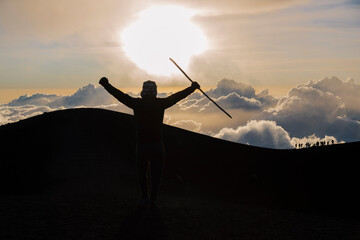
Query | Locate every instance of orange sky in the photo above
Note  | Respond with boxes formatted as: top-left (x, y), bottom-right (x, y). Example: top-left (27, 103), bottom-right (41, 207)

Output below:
top-left (0, 0), bottom-right (359, 92)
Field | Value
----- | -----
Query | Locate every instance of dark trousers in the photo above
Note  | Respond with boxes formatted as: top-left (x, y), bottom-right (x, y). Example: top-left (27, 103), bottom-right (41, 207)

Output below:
top-left (136, 142), bottom-right (164, 201)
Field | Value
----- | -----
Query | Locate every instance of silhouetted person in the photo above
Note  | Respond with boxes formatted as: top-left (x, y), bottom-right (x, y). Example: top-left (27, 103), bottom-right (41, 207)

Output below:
top-left (99, 77), bottom-right (200, 207)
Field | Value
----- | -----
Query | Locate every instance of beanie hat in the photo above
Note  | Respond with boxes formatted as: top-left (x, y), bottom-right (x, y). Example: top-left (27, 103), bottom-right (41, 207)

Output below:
top-left (141, 80), bottom-right (157, 98)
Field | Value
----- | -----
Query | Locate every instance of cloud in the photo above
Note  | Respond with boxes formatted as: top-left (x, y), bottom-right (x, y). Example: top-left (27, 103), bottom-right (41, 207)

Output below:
top-left (306, 76), bottom-right (360, 120)
top-left (0, 0), bottom-right (154, 89)
top-left (157, 0), bottom-right (308, 15)
top-left (214, 120), bottom-right (293, 149)
top-left (0, 105), bottom-right (64, 125)
top-left (7, 84), bottom-right (116, 108)
top-left (2, 79), bottom-right (273, 143)
top-left (0, 0), bottom-right (308, 44)
top-left (200, 93), bottom-right (262, 112)
top-left (291, 134), bottom-right (339, 147)
top-left (256, 89), bottom-right (278, 108)
top-left (206, 78), bottom-right (256, 99)
top-left (213, 77), bottom-right (360, 148)
top-left (53, 84), bottom-right (115, 107)
top-left (172, 120), bottom-right (202, 132)
top-left (257, 76), bottom-right (360, 142)
top-left (0, 114), bottom-right (6, 126)
top-left (2, 76), bottom-right (359, 149)
top-left (176, 78), bottom-right (277, 114)
top-left (177, 97), bottom-right (209, 112)
top-left (0, 84), bottom-right (133, 125)
top-left (0, 0), bottom-right (135, 43)
top-left (1, 0), bottom-right (359, 92)
top-left (7, 94), bottom-right (62, 107)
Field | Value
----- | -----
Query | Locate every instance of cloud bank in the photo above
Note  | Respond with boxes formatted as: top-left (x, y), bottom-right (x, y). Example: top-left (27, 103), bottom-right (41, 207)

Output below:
top-left (172, 120), bottom-right (202, 132)
top-left (176, 78), bottom-right (276, 113)
top-left (257, 76), bottom-right (360, 142)
top-left (1, 76), bottom-right (359, 149)
top-left (214, 120), bottom-right (293, 149)
top-left (291, 134), bottom-right (339, 147)
top-left (0, 84), bottom-right (132, 125)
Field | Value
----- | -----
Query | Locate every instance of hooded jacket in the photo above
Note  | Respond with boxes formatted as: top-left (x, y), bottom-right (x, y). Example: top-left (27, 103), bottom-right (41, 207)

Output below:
top-left (102, 82), bottom-right (196, 144)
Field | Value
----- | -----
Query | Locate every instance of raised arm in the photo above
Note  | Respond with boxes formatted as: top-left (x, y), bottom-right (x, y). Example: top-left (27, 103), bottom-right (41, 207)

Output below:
top-left (163, 82), bottom-right (200, 109)
top-left (99, 77), bottom-right (136, 109)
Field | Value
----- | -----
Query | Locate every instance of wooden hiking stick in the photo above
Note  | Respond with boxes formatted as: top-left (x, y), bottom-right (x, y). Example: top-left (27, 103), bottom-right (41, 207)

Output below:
top-left (169, 57), bottom-right (232, 119)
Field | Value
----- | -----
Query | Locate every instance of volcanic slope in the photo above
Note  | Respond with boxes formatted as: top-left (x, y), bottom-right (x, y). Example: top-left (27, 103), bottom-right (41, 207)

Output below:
top-left (1, 108), bottom-right (360, 239)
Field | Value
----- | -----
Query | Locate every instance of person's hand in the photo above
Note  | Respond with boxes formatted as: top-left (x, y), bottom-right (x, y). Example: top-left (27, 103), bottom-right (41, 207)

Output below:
top-left (99, 77), bottom-right (109, 86)
top-left (191, 81), bottom-right (200, 90)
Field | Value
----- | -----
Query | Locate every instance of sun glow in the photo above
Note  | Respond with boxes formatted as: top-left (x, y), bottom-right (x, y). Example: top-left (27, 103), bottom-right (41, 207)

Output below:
top-left (121, 6), bottom-right (208, 76)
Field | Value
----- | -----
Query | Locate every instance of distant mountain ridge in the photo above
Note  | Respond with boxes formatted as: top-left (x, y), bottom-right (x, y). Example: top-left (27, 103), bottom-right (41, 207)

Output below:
top-left (1, 108), bottom-right (359, 218)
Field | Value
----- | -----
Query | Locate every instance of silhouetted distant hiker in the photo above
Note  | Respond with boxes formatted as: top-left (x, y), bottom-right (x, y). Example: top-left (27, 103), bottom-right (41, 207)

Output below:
top-left (99, 77), bottom-right (200, 207)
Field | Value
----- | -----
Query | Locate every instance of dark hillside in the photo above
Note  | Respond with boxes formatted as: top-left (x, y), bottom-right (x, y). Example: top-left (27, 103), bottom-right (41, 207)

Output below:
top-left (1, 108), bottom-right (359, 218)
top-left (2, 108), bottom-right (360, 239)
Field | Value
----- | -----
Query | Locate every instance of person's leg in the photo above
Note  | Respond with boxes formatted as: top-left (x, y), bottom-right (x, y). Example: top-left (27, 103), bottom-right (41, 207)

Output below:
top-left (136, 147), bottom-right (149, 200)
top-left (149, 145), bottom-right (164, 203)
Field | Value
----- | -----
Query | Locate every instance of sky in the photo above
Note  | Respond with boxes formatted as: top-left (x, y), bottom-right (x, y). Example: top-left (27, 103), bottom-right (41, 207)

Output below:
top-left (0, 0), bottom-right (360, 148)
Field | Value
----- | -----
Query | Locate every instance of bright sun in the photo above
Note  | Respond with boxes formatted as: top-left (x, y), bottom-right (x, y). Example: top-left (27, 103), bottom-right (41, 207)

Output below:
top-left (121, 6), bottom-right (208, 76)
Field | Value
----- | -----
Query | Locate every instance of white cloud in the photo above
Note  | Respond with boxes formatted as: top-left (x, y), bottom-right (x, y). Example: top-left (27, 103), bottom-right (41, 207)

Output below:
top-left (0, 0), bottom-right (135, 43)
top-left (0, 0), bottom-right (305, 43)
top-left (214, 120), bottom-right (293, 149)
top-left (177, 97), bottom-right (209, 112)
top-left (6, 84), bottom-right (118, 108)
top-left (257, 77), bottom-right (360, 142)
top-left (291, 134), bottom-right (339, 147)
top-left (157, 0), bottom-right (307, 15)
top-left (200, 93), bottom-right (262, 112)
top-left (2, 76), bottom-right (359, 149)
top-left (172, 120), bottom-right (202, 132)
top-left (0, 105), bottom-right (64, 124)
top-left (176, 78), bottom-right (276, 114)
top-left (0, 112), bottom-right (8, 125)
top-left (53, 84), bottom-right (115, 107)
top-left (7, 94), bottom-right (61, 106)
top-left (207, 78), bottom-right (256, 99)
top-left (306, 76), bottom-right (360, 120)
top-left (0, 84), bottom-right (132, 125)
